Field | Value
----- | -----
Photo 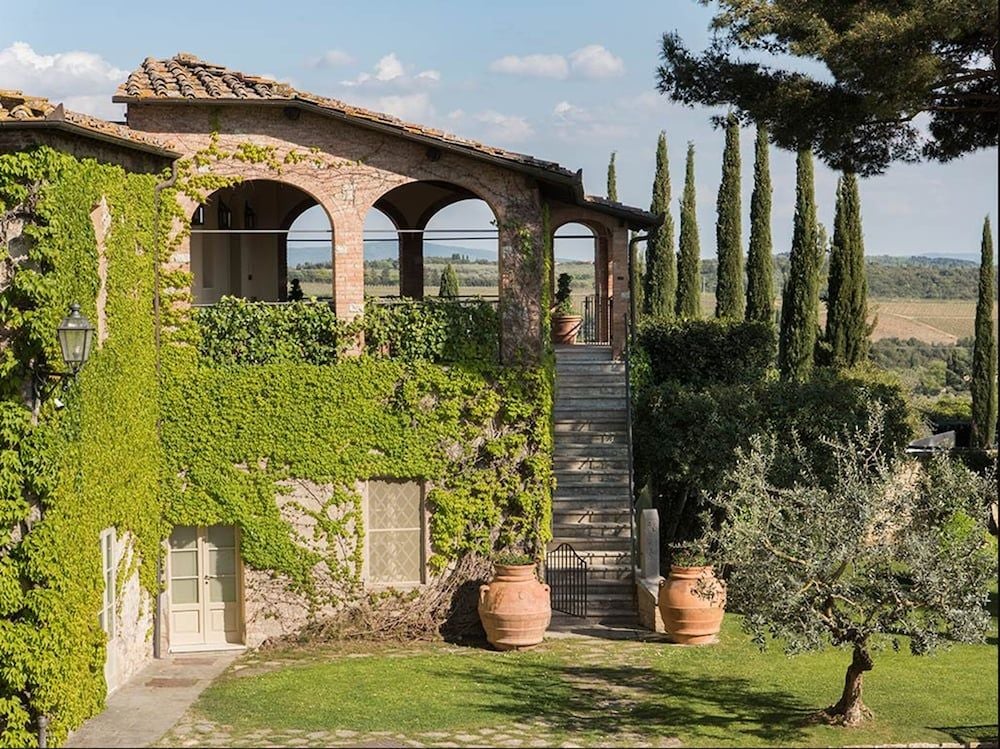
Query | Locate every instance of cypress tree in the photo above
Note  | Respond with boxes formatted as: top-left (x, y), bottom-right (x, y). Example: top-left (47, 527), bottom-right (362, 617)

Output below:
top-left (643, 133), bottom-right (677, 319)
top-left (438, 263), bottom-right (460, 298)
top-left (825, 172), bottom-right (870, 367)
top-left (676, 142), bottom-right (701, 318)
top-left (746, 125), bottom-right (774, 323)
top-left (778, 149), bottom-right (820, 381)
top-left (607, 151), bottom-right (618, 202)
top-left (971, 217), bottom-right (997, 448)
top-left (715, 114), bottom-right (744, 319)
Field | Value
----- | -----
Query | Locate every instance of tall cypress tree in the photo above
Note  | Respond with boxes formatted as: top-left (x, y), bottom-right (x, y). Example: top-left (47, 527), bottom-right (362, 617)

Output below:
top-left (438, 263), bottom-right (460, 298)
top-left (825, 173), bottom-right (870, 367)
top-left (643, 133), bottom-right (677, 319)
top-left (778, 149), bottom-right (820, 381)
top-left (746, 125), bottom-right (774, 323)
top-left (971, 217), bottom-right (997, 448)
top-left (676, 142), bottom-right (701, 319)
top-left (607, 151), bottom-right (618, 202)
top-left (715, 114), bottom-right (744, 319)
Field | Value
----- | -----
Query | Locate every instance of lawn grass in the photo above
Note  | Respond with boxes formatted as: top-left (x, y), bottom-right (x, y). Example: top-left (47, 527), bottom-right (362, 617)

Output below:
top-left (182, 609), bottom-right (998, 748)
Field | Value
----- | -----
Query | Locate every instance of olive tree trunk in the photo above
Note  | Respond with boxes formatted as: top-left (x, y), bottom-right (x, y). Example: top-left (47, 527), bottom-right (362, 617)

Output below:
top-left (819, 643), bottom-right (874, 725)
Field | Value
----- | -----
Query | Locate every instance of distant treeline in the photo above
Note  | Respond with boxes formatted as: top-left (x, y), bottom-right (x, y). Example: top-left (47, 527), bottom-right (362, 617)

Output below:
top-left (869, 336), bottom-right (974, 396)
top-left (292, 254), bottom-right (985, 300)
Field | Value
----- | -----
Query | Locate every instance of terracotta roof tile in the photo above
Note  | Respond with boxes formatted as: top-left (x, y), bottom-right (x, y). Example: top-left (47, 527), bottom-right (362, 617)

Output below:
top-left (114, 53), bottom-right (572, 176)
top-left (0, 89), bottom-right (177, 154)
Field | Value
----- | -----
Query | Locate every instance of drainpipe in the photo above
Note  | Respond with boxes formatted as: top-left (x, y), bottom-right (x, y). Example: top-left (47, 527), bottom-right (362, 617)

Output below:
top-left (36, 715), bottom-right (48, 748)
top-left (151, 162), bottom-right (178, 660)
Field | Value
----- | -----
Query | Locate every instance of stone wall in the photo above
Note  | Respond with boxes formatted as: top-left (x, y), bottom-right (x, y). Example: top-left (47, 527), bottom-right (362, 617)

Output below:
top-left (105, 532), bottom-right (154, 693)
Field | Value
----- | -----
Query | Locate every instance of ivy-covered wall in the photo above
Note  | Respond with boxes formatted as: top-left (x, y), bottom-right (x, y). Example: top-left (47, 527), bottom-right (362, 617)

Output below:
top-left (0, 148), bottom-right (162, 748)
top-left (0, 146), bottom-right (554, 746)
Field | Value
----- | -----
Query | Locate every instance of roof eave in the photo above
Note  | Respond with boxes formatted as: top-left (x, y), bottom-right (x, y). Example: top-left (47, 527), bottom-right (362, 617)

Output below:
top-left (0, 119), bottom-right (180, 158)
top-left (114, 96), bottom-right (658, 227)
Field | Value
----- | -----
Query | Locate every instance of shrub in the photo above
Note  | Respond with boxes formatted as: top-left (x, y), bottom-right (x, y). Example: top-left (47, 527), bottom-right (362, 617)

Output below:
top-left (636, 318), bottom-right (775, 388)
top-left (362, 298), bottom-right (499, 363)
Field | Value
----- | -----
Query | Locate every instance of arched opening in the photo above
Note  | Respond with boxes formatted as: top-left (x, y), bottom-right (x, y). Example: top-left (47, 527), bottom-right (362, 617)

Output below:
top-left (363, 180), bottom-right (499, 300)
top-left (553, 221), bottom-right (609, 343)
top-left (189, 180), bottom-right (333, 304)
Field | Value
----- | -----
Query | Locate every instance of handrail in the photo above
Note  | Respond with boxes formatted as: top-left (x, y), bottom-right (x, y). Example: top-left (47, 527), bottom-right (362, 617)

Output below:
top-left (624, 315), bottom-right (638, 580)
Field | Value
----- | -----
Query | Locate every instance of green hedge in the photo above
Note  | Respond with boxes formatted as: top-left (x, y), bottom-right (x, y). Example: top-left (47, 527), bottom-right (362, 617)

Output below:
top-left (194, 297), bottom-right (500, 366)
top-left (636, 318), bottom-right (775, 388)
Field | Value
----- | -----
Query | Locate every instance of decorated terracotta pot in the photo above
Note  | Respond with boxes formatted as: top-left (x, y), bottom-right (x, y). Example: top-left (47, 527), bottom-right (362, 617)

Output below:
top-left (551, 315), bottom-right (582, 345)
top-left (478, 563), bottom-right (551, 650)
top-left (658, 565), bottom-right (726, 645)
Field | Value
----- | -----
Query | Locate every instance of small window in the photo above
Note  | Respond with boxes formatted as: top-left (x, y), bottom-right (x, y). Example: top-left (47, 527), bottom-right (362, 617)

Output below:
top-left (99, 528), bottom-right (116, 638)
top-left (367, 480), bottom-right (424, 585)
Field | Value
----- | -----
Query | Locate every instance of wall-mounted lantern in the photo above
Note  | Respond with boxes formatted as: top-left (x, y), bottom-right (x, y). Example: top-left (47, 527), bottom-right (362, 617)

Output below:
top-left (218, 200), bottom-right (232, 230)
top-left (57, 303), bottom-right (95, 375)
top-left (244, 203), bottom-right (256, 230)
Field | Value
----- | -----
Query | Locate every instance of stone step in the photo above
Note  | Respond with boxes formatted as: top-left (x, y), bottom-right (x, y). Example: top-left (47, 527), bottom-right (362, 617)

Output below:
top-left (555, 474), bottom-right (630, 490)
top-left (553, 456), bottom-right (629, 471)
top-left (549, 535), bottom-right (631, 551)
top-left (553, 400), bottom-right (628, 414)
top-left (552, 522), bottom-right (631, 539)
top-left (554, 431), bottom-right (628, 446)
top-left (552, 508), bottom-right (631, 525)
top-left (552, 484), bottom-right (632, 502)
top-left (555, 386), bottom-right (627, 397)
top-left (553, 444), bottom-right (629, 457)
top-left (554, 345), bottom-right (613, 358)
top-left (553, 422), bottom-right (627, 436)
top-left (555, 374), bottom-right (628, 387)
top-left (553, 407), bottom-right (627, 419)
top-left (556, 361), bottom-right (626, 375)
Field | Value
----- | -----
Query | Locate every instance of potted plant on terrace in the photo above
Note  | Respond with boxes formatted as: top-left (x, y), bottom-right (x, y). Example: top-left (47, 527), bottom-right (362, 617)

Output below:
top-left (478, 551), bottom-right (551, 650)
top-left (658, 540), bottom-right (727, 645)
top-left (551, 273), bottom-right (582, 345)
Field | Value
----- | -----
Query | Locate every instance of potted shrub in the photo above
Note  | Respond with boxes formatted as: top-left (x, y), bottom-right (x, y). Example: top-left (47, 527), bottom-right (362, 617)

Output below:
top-left (478, 551), bottom-right (551, 650)
top-left (658, 541), bottom-right (727, 645)
top-left (551, 273), bottom-right (582, 345)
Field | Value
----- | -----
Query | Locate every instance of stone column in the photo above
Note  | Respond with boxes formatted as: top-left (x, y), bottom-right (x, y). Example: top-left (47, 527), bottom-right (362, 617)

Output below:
top-left (498, 214), bottom-right (544, 364)
top-left (330, 210), bottom-right (365, 321)
top-left (609, 224), bottom-right (629, 358)
top-left (399, 230), bottom-right (424, 299)
top-left (595, 236), bottom-right (610, 343)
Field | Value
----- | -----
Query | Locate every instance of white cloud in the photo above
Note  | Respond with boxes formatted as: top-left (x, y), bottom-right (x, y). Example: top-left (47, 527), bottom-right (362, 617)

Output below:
top-left (569, 44), bottom-right (625, 79)
top-left (373, 93), bottom-right (435, 121)
top-left (489, 54), bottom-right (569, 79)
top-left (553, 100), bottom-right (586, 120)
top-left (0, 42), bottom-right (125, 119)
top-left (474, 110), bottom-right (534, 143)
top-left (311, 49), bottom-right (354, 68)
top-left (374, 53), bottom-right (404, 82)
top-left (340, 52), bottom-right (438, 90)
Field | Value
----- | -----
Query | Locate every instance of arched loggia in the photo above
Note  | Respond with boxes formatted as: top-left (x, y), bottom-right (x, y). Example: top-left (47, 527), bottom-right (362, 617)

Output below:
top-left (189, 179), bottom-right (333, 304)
top-left (363, 180), bottom-right (500, 299)
top-left (553, 221), bottom-right (611, 343)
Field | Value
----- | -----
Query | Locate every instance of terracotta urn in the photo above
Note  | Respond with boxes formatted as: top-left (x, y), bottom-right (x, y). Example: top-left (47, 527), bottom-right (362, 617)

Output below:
top-left (658, 565), bottom-right (726, 645)
top-left (551, 315), bottom-right (582, 345)
top-left (478, 563), bottom-right (551, 650)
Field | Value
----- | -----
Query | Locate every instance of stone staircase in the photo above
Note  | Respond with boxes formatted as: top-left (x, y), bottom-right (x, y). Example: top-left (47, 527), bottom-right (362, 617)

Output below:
top-left (548, 345), bottom-right (635, 625)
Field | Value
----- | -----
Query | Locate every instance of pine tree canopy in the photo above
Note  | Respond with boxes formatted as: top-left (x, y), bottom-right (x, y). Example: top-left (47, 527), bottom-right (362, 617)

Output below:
top-left (971, 217), bottom-right (998, 447)
top-left (778, 149), bottom-right (820, 380)
top-left (656, 0), bottom-right (999, 175)
top-left (607, 151), bottom-right (618, 202)
top-left (715, 114), bottom-right (744, 319)
top-left (645, 132), bottom-right (678, 319)
top-left (676, 142), bottom-right (702, 319)
top-left (825, 172), bottom-right (870, 367)
top-left (746, 125), bottom-right (774, 324)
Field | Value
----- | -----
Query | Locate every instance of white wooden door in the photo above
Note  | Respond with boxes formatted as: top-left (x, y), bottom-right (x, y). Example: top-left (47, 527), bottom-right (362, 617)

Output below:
top-left (168, 525), bottom-right (243, 648)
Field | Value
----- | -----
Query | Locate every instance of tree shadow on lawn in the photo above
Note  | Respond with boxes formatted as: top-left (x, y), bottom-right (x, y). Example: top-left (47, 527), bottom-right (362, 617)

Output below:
top-left (426, 658), bottom-right (814, 745)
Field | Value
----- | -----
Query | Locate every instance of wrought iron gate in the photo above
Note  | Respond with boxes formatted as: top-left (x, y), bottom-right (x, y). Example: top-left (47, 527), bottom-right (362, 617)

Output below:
top-left (579, 296), bottom-right (597, 343)
top-left (546, 543), bottom-right (588, 617)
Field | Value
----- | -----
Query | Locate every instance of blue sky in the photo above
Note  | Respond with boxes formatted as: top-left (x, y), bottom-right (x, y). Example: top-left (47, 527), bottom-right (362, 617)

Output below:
top-left (2, 0), bottom-right (997, 261)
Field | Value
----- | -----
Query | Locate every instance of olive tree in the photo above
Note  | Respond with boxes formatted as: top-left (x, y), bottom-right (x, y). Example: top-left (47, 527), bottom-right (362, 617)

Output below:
top-left (707, 412), bottom-right (997, 725)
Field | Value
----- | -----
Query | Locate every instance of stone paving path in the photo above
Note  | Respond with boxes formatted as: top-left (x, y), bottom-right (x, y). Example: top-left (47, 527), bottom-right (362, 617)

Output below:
top-left (65, 652), bottom-right (239, 748)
